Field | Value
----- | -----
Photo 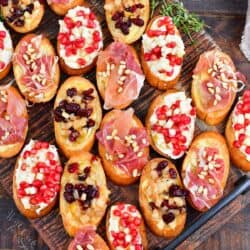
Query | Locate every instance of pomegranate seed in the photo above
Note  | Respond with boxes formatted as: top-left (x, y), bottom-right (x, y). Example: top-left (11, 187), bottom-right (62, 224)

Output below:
top-left (175, 57), bottom-right (182, 65)
top-left (117, 203), bottom-right (125, 210)
top-left (234, 123), bottom-right (244, 130)
top-left (23, 150), bottom-right (31, 159)
top-left (64, 17), bottom-right (74, 29)
top-left (173, 148), bottom-right (181, 156)
top-left (243, 103), bottom-right (250, 113)
top-left (111, 231), bottom-right (117, 238)
top-left (54, 184), bottom-right (60, 192)
top-left (135, 245), bottom-right (143, 250)
top-left (77, 10), bottom-right (85, 16)
top-left (40, 185), bottom-right (47, 191)
top-left (134, 217), bottom-right (141, 226)
top-left (85, 46), bottom-right (95, 53)
top-left (47, 151), bottom-right (54, 160)
top-left (113, 209), bottom-right (121, 217)
top-left (87, 19), bottom-right (96, 28)
top-left (36, 162), bottom-right (46, 169)
top-left (147, 29), bottom-right (166, 37)
top-left (49, 160), bottom-right (57, 166)
top-left (239, 134), bottom-right (246, 142)
top-left (20, 181), bottom-right (29, 188)
top-left (168, 28), bottom-right (175, 35)
top-left (0, 61), bottom-right (5, 69)
top-left (77, 58), bottom-right (86, 66)
top-left (55, 165), bottom-right (63, 173)
top-left (33, 179), bottom-right (43, 188)
top-left (89, 12), bottom-right (96, 20)
top-left (21, 164), bottom-right (27, 171)
top-left (32, 167), bottom-right (39, 173)
top-left (30, 197), bottom-right (38, 205)
top-left (18, 189), bottom-right (26, 196)
top-left (93, 30), bottom-right (101, 42)
top-left (0, 31), bottom-right (6, 38)
top-left (117, 232), bottom-right (125, 239)
top-left (128, 205), bottom-right (137, 213)
top-left (54, 173), bottom-right (61, 181)
top-left (166, 69), bottom-right (174, 76)
top-left (243, 90), bottom-right (250, 99)
top-left (41, 142), bottom-right (49, 149)
top-left (75, 20), bottom-right (82, 27)
top-left (190, 107), bottom-right (196, 116)
top-left (167, 41), bottom-right (176, 48)
top-left (112, 239), bottom-right (119, 247)
top-left (245, 146), bottom-right (250, 154)
top-left (44, 189), bottom-right (55, 198)
top-left (130, 228), bottom-right (137, 237)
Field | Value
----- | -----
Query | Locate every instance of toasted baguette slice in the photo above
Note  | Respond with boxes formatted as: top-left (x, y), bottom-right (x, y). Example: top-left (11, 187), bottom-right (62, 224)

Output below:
top-left (191, 49), bottom-right (241, 125)
top-left (97, 108), bottom-right (149, 185)
top-left (96, 41), bottom-right (145, 110)
top-left (225, 90), bottom-right (250, 171)
top-left (13, 140), bottom-right (63, 219)
top-left (60, 152), bottom-right (110, 237)
top-left (141, 16), bottom-right (185, 90)
top-left (139, 158), bottom-right (187, 238)
top-left (57, 6), bottom-right (103, 76)
top-left (13, 34), bottom-right (60, 103)
top-left (104, 0), bottom-right (149, 44)
top-left (0, 22), bottom-right (13, 80)
top-left (106, 203), bottom-right (148, 250)
top-left (68, 226), bottom-right (109, 250)
top-left (182, 131), bottom-right (230, 212)
top-left (54, 76), bottom-right (102, 158)
top-left (1, 1), bottom-right (44, 33)
top-left (146, 90), bottom-right (196, 159)
top-left (47, 0), bottom-right (84, 16)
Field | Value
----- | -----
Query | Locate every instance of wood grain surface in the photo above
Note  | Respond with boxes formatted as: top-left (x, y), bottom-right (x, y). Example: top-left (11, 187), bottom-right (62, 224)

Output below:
top-left (0, 0), bottom-right (250, 250)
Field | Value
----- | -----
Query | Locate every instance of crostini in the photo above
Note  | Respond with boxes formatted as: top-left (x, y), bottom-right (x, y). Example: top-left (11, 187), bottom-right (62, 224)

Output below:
top-left (96, 41), bottom-right (145, 109)
top-left (0, 0), bottom-right (44, 33)
top-left (146, 90), bottom-right (196, 159)
top-left (13, 34), bottom-right (60, 103)
top-left (47, 0), bottom-right (84, 16)
top-left (60, 152), bottom-right (110, 236)
top-left (182, 131), bottom-right (230, 212)
top-left (139, 158), bottom-right (187, 238)
top-left (141, 16), bottom-right (185, 90)
top-left (0, 22), bottom-right (13, 80)
top-left (226, 89), bottom-right (250, 171)
top-left (54, 76), bottom-right (102, 158)
top-left (57, 6), bottom-right (103, 75)
top-left (68, 226), bottom-right (109, 250)
top-left (13, 140), bottom-right (63, 219)
top-left (0, 85), bottom-right (28, 158)
top-left (192, 49), bottom-right (246, 125)
top-left (104, 0), bottom-right (149, 44)
top-left (96, 108), bottom-right (149, 185)
top-left (106, 203), bottom-right (148, 249)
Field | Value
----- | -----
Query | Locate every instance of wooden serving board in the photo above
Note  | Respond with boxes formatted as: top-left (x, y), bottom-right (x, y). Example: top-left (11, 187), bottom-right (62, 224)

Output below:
top-left (0, 1), bottom-right (247, 249)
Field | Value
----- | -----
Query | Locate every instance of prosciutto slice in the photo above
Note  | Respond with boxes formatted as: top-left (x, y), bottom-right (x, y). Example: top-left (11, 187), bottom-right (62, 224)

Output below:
top-left (14, 35), bottom-right (58, 94)
top-left (0, 87), bottom-right (27, 145)
top-left (96, 108), bottom-right (149, 175)
top-left (97, 41), bottom-right (145, 109)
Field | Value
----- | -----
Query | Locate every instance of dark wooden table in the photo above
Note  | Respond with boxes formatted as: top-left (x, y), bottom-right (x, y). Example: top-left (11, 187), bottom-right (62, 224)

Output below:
top-left (0, 0), bottom-right (250, 249)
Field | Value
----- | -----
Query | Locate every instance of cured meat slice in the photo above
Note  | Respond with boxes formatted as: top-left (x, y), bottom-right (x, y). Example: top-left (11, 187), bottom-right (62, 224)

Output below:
top-left (97, 41), bottom-right (145, 109)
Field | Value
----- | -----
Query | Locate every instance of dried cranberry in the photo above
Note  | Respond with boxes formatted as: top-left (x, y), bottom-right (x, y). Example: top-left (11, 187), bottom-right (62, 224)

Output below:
top-left (78, 166), bottom-right (91, 181)
top-left (136, 3), bottom-right (144, 8)
top-left (65, 103), bottom-right (80, 114)
top-left (14, 18), bottom-right (24, 27)
top-left (169, 184), bottom-right (188, 197)
top-left (169, 168), bottom-right (177, 179)
top-left (25, 3), bottom-right (34, 14)
top-left (112, 11), bottom-right (124, 21)
top-left (67, 162), bottom-right (79, 173)
top-left (162, 212), bottom-right (175, 224)
top-left (131, 17), bottom-right (144, 27)
top-left (161, 199), bottom-right (179, 209)
top-left (66, 87), bottom-right (77, 97)
top-left (0, 0), bottom-right (8, 7)
top-left (85, 185), bottom-right (99, 199)
top-left (77, 108), bottom-right (93, 118)
top-left (82, 88), bottom-right (94, 101)
top-left (69, 127), bottom-right (80, 142)
top-left (85, 119), bottom-right (95, 128)
top-left (155, 160), bottom-right (168, 176)
top-left (65, 183), bottom-right (74, 192)
top-left (80, 199), bottom-right (91, 210)
top-left (74, 183), bottom-right (86, 192)
top-left (149, 202), bottom-right (158, 210)
top-left (59, 100), bottom-right (67, 107)
top-left (54, 107), bottom-right (65, 122)
top-left (63, 191), bottom-right (75, 203)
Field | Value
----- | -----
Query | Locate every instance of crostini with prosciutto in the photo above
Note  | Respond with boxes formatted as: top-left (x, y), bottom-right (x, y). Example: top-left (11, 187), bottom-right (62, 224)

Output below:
top-left (13, 34), bottom-right (60, 103)
top-left (226, 89), bottom-right (250, 171)
top-left (141, 16), bottom-right (185, 90)
top-left (96, 41), bottom-right (145, 110)
top-left (192, 49), bottom-right (246, 125)
top-left (53, 76), bottom-right (102, 158)
top-left (146, 90), bottom-right (196, 159)
top-left (139, 158), bottom-right (187, 238)
top-left (57, 6), bottom-right (103, 75)
top-left (0, 0), bottom-right (44, 33)
top-left (47, 0), bottom-right (84, 16)
top-left (106, 203), bottom-right (148, 250)
top-left (68, 226), bottom-right (109, 250)
top-left (0, 22), bottom-right (13, 80)
top-left (0, 86), bottom-right (28, 158)
top-left (182, 131), bottom-right (230, 212)
top-left (96, 108), bottom-right (150, 185)
top-left (13, 140), bottom-right (63, 218)
top-left (104, 0), bottom-right (149, 44)
top-left (60, 152), bottom-right (110, 236)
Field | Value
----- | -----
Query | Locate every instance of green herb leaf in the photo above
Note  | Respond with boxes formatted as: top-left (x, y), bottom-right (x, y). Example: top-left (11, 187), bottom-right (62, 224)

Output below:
top-left (150, 0), bottom-right (161, 18)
